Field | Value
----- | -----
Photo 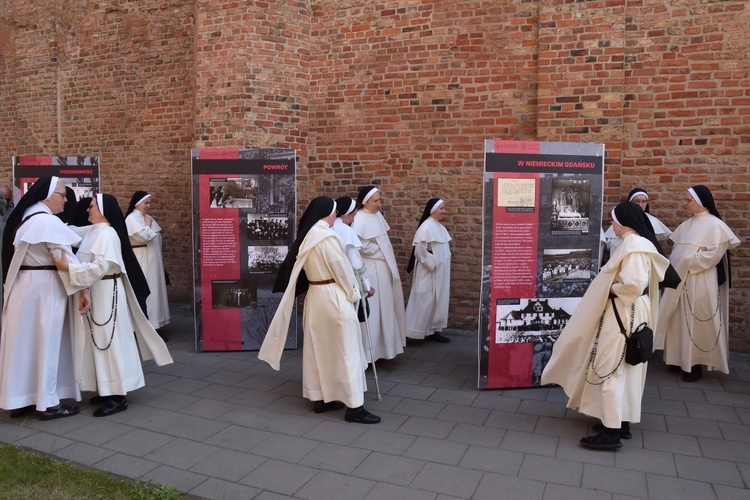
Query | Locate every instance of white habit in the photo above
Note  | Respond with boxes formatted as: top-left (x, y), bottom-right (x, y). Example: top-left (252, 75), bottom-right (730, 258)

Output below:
top-left (68, 223), bottom-right (173, 396)
top-left (126, 212), bottom-right (170, 328)
top-left (542, 233), bottom-right (669, 428)
top-left (0, 203), bottom-right (85, 411)
top-left (351, 208), bottom-right (405, 362)
top-left (259, 220), bottom-right (366, 408)
top-left (405, 217), bottom-right (452, 339)
top-left (656, 211), bottom-right (740, 373)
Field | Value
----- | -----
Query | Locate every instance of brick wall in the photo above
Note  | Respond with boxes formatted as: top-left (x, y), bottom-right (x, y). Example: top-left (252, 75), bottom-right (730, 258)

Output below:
top-left (0, 0), bottom-right (748, 350)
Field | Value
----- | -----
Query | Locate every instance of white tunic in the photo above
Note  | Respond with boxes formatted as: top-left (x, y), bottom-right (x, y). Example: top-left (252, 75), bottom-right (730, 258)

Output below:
top-left (259, 221), bottom-right (366, 407)
top-left (125, 212), bottom-right (170, 328)
top-left (405, 217), bottom-right (452, 339)
top-left (542, 233), bottom-right (669, 428)
top-left (656, 211), bottom-right (740, 373)
top-left (351, 209), bottom-right (405, 362)
top-left (0, 203), bottom-right (84, 411)
top-left (68, 223), bottom-right (173, 396)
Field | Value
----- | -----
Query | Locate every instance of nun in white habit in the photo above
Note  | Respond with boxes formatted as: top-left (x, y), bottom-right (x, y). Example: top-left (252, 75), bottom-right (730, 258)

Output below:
top-left (404, 198), bottom-right (452, 342)
top-left (0, 176), bottom-right (90, 420)
top-left (54, 194), bottom-right (173, 417)
top-left (604, 188), bottom-right (671, 258)
top-left (350, 186), bottom-right (405, 362)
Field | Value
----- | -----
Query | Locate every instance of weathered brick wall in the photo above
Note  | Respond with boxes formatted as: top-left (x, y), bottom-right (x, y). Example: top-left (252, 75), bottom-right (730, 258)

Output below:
top-left (0, 0), bottom-right (196, 300)
top-left (1, 0), bottom-right (748, 350)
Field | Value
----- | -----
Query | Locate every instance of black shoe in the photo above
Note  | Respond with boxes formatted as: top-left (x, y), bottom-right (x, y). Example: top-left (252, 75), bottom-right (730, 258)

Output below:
top-left (580, 426), bottom-right (622, 450)
top-left (344, 407), bottom-right (381, 424)
top-left (592, 422), bottom-right (631, 439)
top-left (93, 396), bottom-right (128, 417)
top-left (9, 405), bottom-right (35, 418)
top-left (427, 332), bottom-right (450, 343)
top-left (667, 364), bottom-right (682, 373)
top-left (89, 395), bottom-right (104, 404)
top-left (682, 365), bottom-right (703, 383)
top-left (39, 404), bottom-right (80, 421)
top-left (313, 401), bottom-right (345, 413)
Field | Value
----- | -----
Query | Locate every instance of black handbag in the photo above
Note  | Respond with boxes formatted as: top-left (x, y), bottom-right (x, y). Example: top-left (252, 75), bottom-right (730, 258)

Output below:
top-left (357, 297), bottom-right (370, 323)
top-left (611, 296), bottom-right (653, 366)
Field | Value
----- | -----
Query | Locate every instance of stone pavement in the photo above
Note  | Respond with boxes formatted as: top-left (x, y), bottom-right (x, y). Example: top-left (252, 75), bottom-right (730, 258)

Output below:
top-left (1, 303), bottom-right (748, 499)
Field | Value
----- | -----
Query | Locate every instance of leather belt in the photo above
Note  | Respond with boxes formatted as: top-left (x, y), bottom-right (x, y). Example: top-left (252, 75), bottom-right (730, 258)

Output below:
top-left (131, 244), bottom-right (147, 248)
top-left (102, 273), bottom-right (121, 280)
top-left (20, 265), bottom-right (57, 271)
top-left (309, 279), bottom-right (335, 285)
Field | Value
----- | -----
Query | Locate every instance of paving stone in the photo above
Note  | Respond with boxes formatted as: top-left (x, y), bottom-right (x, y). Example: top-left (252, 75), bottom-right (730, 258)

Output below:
top-left (642, 430), bottom-right (702, 456)
top-left (16, 432), bottom-right (75, 454)
top-left (499, 430), bottom-right (558, 457)
top-left (239, 459), bottom-right (318, 495)
top-left (645, 473), bottom-right (720, 500)
top-left (351, 451), bottom-right (426, 486)
top-left (295, 470), bottom-right (376, 500)
top-left (542, 483), bottom-right (610, 500)
top-left (189, 477), bottom-right (262, 499)
top-left (581, 463), bottom-right (648, 497)
top-left (665, 414), bottom-right (724, 438)
top-left (410, 462), bottom-right (483, 498)
top-left (391, 398), bottom-right (445, 419)
top-left (189, 448), bottom-right (267, 481)
top-left (386, 382), bottom-right (437, 401)
top-left (472, 471), bottom-right (545, 500)
top-left (458, 444), bottom-right (524, 475)
top-left (304, 420), bottom-right (368, 446)
top-left (398, 415), bottom-right (455, 439)
top-left (614, 446), bottom-right (678, 476)
top-left (203, 424), bottom-right (273, 453)
top-left (191, 382), bottom-right (247, 400)
top-left (53, 442), bottom-right (116, 466)
top-left (298, 441), bottom-right (371, 474)
top-left (436, 404), bottom-right (490, 426)
top-left (658, 385), bottom-right (709, 403)
top-left (404, 436), bottom-right (468, 465)
top-left (446, 422), bottom-right (505, 448)
top-left (95, 453), bottom-right (160, 478)
top-left (363, 482), bottom-right (437, 500)
top-left (249, 433), bottom-right (319, 463)
top-left (472, 392), bottom-right (522, 412)
top-left (714, 483), bottom-right (750, 500)
top-left (484, 409), bottom-right (538, 432)
top-left (697, 436), bottom-right (750, 464)
top-left (104, 428), bottom-right (175, 456)
top-left (674, 455), bottom-right (745, 487)
top-left (142, 437), bottom-right (220, 469)
top-left (140, 464), bottom-right (208, 493)
top-left (519, 454), bottom-right (583, 487)
top-left (685, 401), bottom-right (742, 424)
top-left (350, 428), bottom-right (417, 455)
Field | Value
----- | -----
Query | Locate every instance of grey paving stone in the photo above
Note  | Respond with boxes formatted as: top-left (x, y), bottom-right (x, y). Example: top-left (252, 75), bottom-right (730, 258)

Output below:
top-left (140, 464), bottom-right (208, 493)
top-left (542, 483), bottom-right (610, 500)
top-left (640, 396), bottom-right (690, 417)
top-left (383, 369), bottom-right (430, 385)
top-left (229, 387), bottom-right (286, 408)
top-left (95, 452), bottom-right (160, 478)
top-left (484, 409), bottom-right (538, 432)
top-left (249, 433), bottom-right (319, 463)
top-left (665, 414), bottom-right (723, 438)
top-left (499, 430), bottom-right (558, 457)
top-left (142, 437), bottom-right (220, 469)
top-left (420, 374), bottom-right (467, 390)
top-left (303, 420), bottom-right (368, 446)
top-left (554, 437), bottom-right (615, 466)
top-left (53, 441), bottom-right (116, 466)
top-left (472, 392), bottom-right (522, 412)
top-left (203, 424), bottom-right (274, 452)
top-left (427, 388), bottom-right (478, 407)
top-left (255, 492), bottom-right (296, 500)
top-left (104, 428), bottom-right (175, 456)
top-left (235, 374), bottom-right (288, 392)
top-left (191, 383), bottom-right (247, 401)
top-left (472, 471), bottom-right (545, 500)
top-left (410, 462), bottom-right (483, 498)
top-left (16, 432), bottom-right (75, 454)
top-left (202, 369), bottom-right (252, 386)
top-left (219, 405), bottom-right (278, 428)
top-left (645, 473), bottom-right (720, 500)
top-left (142, 372), bottom-right (179, 387)
top-left (535, 415), bottom-right (588, 438)
top-left (642, 430), bottom-right (702, 456)
top-left (698, 436), bottom-right (750, 464)
top-left (295, 469), bottom-right (376, 500)
top-left (398, 415), bottom-right (455, 439)
top-left (239, 459), bottom-right (318, 495)
top-left (351, 451), bottom-right (426, 486)
top-left (519, 454), bottom-right (583, 487)
top-left (386, 382), bottom-right (437, 401)
top-left (436, 404), bottom-right (490, 426)
top-left (446, 422), bottom-right (505, 448)
top-left (614, 446), bottom-right (678, 476)
top-left (137, 389), bottom-right (200, 411)
top-left (189, 477), bottom-right (262, 500)
top-left (718, 422), bottom-right (750, 443)
top-left (179, 397), bottom-right (238, 419)
top-left (412, 360), bottom-right (461, 376)
top-left (581, 463), bottom-right (647, 497)
top-left (350, 428), bottom-right (417, 455)
top-left (458, 444), bottom-right (524, 475)
top-left (404, 436), bottom-right (468, 465)
top-left (189, 448), bottom-right (267, 481)
top-left (264, 395), bottom-right (313, 415)
top-left (517, 398), bottom-right (567, 418)
top-left (658, 384), bottom-right (709, 403)
top-left (674, 454), bottom-right (744, 487)
top-left (685, 401), bottom-right (742, 424)
top-left (156, 376), bottom-right (213, 394)
top-left (0, 420), bottom-right (37, 443)
top-left (298, 441), bottom-right (371, 474)
top-left (259, 411), bottom-right (324, 436)
top-left (704, 390), bottom-right (750, 409)
top-left (391, 398), bottom-right (445, 418)
top-left (714, 483), bottom-right (750, 500)
top-left (364, 482), bottom-right (437, 500)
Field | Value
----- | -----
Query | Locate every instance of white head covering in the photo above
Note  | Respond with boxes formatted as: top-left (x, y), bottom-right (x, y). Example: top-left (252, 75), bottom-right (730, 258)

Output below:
top-left (46, 176), bottom-right (60, 200)
top-left (687, 187), bottom-right (703, 207)
top-left (628, 190), bottom-right (648, 202)
top-left (362, 187), bottom-right (379, 205)
top-left (97, 193), bottom-right (105, 217)
top-left (610, 208), bottom-right (621, 226)
top-left (136, 193), bottom-right (152, 207)
top-left (430, 199), bottom-right (444, 214)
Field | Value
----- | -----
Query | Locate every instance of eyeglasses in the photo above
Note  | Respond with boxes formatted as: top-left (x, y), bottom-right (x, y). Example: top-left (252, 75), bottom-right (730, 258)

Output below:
top-left (52, 191), bottom-right (66, 198)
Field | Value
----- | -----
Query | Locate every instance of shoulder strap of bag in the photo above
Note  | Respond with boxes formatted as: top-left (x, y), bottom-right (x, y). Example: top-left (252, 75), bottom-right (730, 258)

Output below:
top-left (610, 295), bottom-right (627, 335)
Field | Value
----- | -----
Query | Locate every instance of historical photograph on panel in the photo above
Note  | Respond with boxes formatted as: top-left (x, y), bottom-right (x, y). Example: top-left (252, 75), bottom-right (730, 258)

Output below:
top-left (549, 178), bottom-right (591, 235)
top-left (495, 297), bottom-right (577, 344)
top-left (247, 245), bottom-right (288, 273)
top-left (245, 213), bottom-right (290, 244)
top-left (209, 177), bottom-right (259, 210)
top-left (211, 279), bottom-right (258, 309)
top-left (537, 248), bottom-right (594, 298)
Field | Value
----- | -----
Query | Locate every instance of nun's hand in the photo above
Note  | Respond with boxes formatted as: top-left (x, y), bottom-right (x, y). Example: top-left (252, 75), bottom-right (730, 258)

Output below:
top-left (52, 250), bottom-right (69, 271)
top-left (367, 287), bottom-right (375, 298)
top-left (79, 289), bottom-right (91, 314)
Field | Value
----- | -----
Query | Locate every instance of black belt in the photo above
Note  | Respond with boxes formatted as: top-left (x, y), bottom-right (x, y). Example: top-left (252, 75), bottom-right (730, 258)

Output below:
top-left (102, 273), bottom-right (121, 280)
top-left (309, 279), bottom-right (335, 285)
top-left (131, 244), bottom-right (147, 249)
top-left (20, 265), bottom-right (57, 271)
